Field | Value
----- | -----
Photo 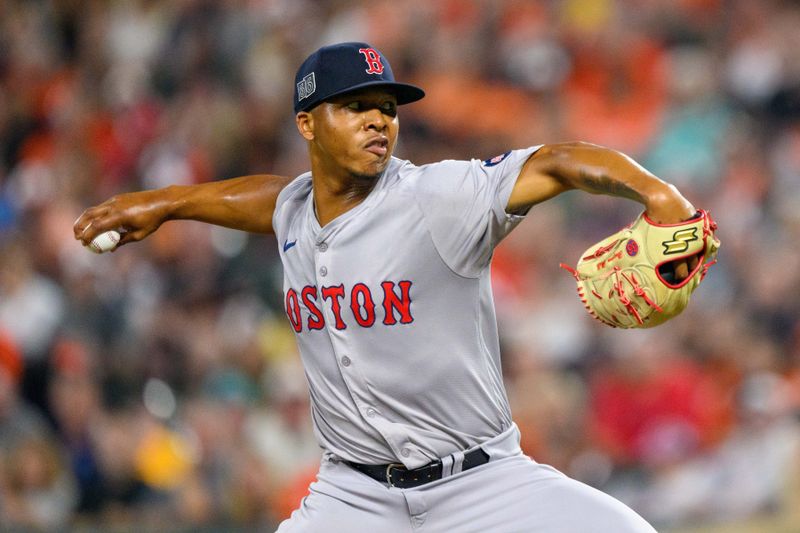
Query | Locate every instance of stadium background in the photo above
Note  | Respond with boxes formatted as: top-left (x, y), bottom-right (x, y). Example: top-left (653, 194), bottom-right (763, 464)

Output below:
top-left (1, 0), bottom-right (799, 531)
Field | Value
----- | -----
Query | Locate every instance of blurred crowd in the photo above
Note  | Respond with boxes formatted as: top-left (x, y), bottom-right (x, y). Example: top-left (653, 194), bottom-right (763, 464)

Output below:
top-left (1, 0), bottom-right (799, 530)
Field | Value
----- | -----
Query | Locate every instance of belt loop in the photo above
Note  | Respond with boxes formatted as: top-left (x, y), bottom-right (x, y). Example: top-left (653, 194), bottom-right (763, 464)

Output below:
top-left (451, 451), bottom-right (465, 475)
top-left (440, 454), bottom-right (454, 478)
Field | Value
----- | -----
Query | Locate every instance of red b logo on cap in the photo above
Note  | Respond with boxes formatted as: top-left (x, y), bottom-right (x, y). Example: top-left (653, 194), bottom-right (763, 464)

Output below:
top-left (359, 48), bottom-right (384, 74)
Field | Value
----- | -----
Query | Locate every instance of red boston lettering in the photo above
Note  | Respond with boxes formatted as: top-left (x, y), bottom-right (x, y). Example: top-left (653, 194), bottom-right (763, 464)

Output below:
top-left (321, 285), bottom-right (347, 330)
top-left (286, 280), bottom-right (414, 333)
top-left (285, 289), bottom-right (302, 333)
top-left (350, 283), bottom-right (376, 327)
top-left (301, 286), bottom-right (325, 330)
top-left (382, 280), bottom-right (413, 325)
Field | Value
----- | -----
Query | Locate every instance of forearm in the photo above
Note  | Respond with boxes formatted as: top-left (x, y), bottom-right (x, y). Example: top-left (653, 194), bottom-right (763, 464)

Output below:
top-left (166, 174), bottom-right (289, 233)
top-left (540, 142), bottom-right (694, 222)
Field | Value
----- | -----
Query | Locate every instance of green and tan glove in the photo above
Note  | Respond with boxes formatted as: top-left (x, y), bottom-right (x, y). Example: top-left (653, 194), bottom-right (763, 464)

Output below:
top-left (561, 210), bottom-right (720, 328)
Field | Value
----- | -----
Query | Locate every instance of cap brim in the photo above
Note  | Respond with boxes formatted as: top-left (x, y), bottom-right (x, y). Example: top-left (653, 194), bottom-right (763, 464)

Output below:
top-left (298, 81), bottom-right (425, 113)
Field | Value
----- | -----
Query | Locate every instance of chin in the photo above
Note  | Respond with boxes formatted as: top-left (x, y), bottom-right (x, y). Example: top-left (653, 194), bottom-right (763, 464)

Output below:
top-left (352, 160), bottom-right (388, 180)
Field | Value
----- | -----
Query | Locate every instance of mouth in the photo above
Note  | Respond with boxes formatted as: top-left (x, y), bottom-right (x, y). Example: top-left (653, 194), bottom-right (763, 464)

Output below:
top-left (364, 137), bottom-right (389, 157)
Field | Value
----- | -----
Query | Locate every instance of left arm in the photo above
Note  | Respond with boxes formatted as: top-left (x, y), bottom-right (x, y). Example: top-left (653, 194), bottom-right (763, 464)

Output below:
top-left (508, 141), bottom-right (698, 277)
top-left (507, 141), bottom-right (694, 223)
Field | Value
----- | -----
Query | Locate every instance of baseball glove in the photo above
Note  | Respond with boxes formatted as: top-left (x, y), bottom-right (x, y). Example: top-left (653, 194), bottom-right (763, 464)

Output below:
top-left (561, 210), bottom-right (719, 328)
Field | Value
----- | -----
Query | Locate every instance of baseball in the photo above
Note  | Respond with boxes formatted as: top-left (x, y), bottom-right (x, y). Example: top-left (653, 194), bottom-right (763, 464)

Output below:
top-left (86, 230), bottom-right (121, 254)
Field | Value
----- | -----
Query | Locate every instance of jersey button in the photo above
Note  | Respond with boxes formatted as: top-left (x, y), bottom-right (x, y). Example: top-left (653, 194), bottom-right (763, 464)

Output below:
top-left (340, 356), bottom-right (351, 367)
top-left (401, 448), bottom-right (411, 458)
top-left (366, 408), bottom-right (377, 418)
top-left (319, 266), bottom-right (328, 276)
top-left (318, 242), bottom-right (328, 252)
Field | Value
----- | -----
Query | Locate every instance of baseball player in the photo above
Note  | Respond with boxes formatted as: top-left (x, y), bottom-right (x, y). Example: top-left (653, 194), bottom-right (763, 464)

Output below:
top-left (75, 42), bottom-right (701, 532)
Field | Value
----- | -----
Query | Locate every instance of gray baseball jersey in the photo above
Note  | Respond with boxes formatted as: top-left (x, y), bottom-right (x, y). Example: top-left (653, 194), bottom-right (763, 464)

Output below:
top-left (272, 146), bottom-right (540, 468)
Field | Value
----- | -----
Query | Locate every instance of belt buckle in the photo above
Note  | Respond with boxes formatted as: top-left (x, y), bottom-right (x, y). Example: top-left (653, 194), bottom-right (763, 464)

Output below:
top-left (385, 463), bottom-right (405, 488)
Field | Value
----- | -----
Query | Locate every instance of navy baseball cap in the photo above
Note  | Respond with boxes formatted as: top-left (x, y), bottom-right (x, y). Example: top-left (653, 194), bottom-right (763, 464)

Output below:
top-left (293, 42), bottom-right (425, 114)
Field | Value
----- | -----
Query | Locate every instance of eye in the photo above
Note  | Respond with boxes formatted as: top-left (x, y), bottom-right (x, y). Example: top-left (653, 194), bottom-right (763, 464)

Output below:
top-left (346, 101), bottom-right (361, 111)
top-left (381, 102), bottom-right (397, 116)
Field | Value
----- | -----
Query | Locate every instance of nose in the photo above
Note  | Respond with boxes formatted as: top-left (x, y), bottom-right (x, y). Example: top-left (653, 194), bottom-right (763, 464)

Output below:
top-left (363, 108), bottom-right (387, 131)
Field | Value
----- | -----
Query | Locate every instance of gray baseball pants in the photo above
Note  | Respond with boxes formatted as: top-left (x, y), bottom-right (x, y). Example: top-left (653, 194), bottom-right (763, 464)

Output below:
top-left (276, 425), bottom-right (657, 532)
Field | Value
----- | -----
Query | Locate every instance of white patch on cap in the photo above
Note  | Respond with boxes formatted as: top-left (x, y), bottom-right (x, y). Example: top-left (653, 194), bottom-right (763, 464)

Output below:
top-left (297, 72), bottom-right (316, 101)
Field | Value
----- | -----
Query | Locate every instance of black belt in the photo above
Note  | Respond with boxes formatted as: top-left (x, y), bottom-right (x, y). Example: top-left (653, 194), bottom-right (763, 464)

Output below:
top-left (344, 448), bottom-right (490, 489)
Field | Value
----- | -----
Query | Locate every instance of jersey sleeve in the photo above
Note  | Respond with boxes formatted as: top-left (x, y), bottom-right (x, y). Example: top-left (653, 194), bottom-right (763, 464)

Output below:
top-left (272, 172), bottom-right (312, 241)
top-left (411, 146), bottom-right (542, 278)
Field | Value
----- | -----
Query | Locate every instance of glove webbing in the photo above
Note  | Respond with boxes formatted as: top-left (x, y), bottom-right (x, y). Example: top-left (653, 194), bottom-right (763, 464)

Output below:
top-left (560, 263), bottom-right (664, 327)
top-left (612, 267), bottom-right (663, 326)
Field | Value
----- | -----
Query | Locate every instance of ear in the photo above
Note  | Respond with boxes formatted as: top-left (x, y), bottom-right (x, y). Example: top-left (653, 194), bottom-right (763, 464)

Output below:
top-left (296, 112), bottom-right (314, 140)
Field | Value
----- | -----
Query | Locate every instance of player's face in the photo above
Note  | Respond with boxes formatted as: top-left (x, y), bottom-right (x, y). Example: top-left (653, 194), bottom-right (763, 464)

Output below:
top-left (300, 89), bottom-right (399, 180)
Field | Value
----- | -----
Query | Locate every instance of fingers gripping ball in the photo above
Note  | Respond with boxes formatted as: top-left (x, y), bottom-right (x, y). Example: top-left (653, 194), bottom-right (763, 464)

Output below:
top-left (86, 230), bottom-right (121, 254)
top-left (561, 210), bottom-right (720, 328)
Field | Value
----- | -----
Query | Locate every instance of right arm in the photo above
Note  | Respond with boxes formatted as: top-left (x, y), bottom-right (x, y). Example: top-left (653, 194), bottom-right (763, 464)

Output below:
top-left (74, 174), bottom-right (292, 247)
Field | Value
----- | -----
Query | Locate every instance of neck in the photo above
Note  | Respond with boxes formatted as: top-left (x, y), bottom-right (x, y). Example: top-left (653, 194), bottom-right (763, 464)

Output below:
top-left (312, 167), bottom-right (382, 227)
